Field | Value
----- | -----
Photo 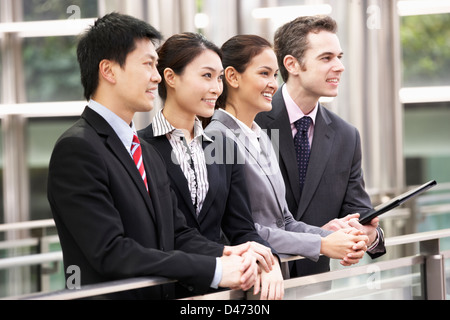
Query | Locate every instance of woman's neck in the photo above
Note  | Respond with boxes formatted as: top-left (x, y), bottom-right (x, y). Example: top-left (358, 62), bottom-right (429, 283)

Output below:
top-left (224, 98), bottom-right (256, 129)
top-left (162, 101), bottom-right (196, 143)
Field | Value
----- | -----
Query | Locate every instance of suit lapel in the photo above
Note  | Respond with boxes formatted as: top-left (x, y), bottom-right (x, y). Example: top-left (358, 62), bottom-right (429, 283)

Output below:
top-left (211, 110), bottom-right (286, 213)
top-left (197, 140), bottom-right (219, 224)
top-left (296, 105), bottom-right (335, 220)
top-left (270, 91), bottom-right (302, 206)
top-left (82, 107), bottom-right (157, 222)
top-left (147, 134), bottom-right (198, 220)
top-left (142, 126), bottom-right (217, 225)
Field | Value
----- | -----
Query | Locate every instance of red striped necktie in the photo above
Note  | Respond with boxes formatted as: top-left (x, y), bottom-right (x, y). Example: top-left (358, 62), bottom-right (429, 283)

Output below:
top-left (131, 134), bottom-right (148, 191)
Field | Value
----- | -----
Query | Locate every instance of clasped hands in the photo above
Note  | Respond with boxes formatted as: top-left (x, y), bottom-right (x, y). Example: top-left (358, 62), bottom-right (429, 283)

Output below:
top-left (321, 213), bottom-right (380, 266)
top-left (219, 241), bottom-right (284, 300)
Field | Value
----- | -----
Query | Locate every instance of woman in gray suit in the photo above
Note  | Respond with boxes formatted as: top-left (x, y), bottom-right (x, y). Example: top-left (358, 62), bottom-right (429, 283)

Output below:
top-left (205, 35), bottom-right (369, 271)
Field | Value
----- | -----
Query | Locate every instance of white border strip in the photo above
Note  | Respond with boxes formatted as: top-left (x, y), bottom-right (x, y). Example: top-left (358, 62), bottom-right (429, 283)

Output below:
top-left (0, 101), bottom-right (85, 118)
top-left (399, 86), bottom-right (450, 104)
top-left (398, 0), bottom-right (450, 16)
top-left (0, 18), bottom-right (95, 38)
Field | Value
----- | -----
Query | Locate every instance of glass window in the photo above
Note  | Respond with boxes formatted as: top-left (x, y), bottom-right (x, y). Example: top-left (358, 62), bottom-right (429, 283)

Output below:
top-left (0, 42), bottom-right (3, 103)
top-left (0, 122), bottom-right (4, 299)
top-left (0, 121), bottom-right (3, 227)
top-left (404, 102), bottom-right (450, 185)
top-left (27, 117), bottom-right (78, 221)
top-left (22, 0), bottom-right (98, 21)
top-left (401, 13), bottom-right (450, 87)
top-left (22, 36), bottom-right (83, 102)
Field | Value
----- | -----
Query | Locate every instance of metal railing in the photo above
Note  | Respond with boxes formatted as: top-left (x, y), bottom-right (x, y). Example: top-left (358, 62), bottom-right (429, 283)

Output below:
top-left (2, 228), bottom-right (449, 300)
top-left (0, 219), bottom-right (59, 269)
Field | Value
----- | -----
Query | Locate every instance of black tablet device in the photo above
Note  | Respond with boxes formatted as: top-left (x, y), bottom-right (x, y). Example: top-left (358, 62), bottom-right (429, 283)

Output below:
top-left (358, 180), bottom-right (437, 225)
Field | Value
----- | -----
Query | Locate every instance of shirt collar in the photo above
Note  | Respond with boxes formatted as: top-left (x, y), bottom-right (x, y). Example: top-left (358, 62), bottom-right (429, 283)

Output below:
top-left (153, 109), bottom-right (213, 142)
top-left (88, 99), bottom-right (136, 151)
top-left (217, 109), bottom-right (262, 139)
top-left (282, 84), bottom-right (318, 126)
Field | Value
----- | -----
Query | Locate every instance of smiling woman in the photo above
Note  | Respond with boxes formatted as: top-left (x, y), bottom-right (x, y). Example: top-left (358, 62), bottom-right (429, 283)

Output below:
top-left (138, 32), bottom-right (283, 300)
top-left (150, 33), bottom-right (224, 140)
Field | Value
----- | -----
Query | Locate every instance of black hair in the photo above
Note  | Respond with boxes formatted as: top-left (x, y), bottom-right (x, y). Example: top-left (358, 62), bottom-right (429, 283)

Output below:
top-left (156, 32), bottom-right (222, 102)
top-left (77, 12), bottom-right (163, 100)
top-left (217, 35), bottom-right (272, 109)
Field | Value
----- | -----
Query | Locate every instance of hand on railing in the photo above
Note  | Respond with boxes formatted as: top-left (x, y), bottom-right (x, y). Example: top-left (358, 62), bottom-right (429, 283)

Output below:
top-left (222, 242), bottom-right (285, 300)
top-left (320, 228), bottom-right (369, 266)
top-left (321, 213), bottom-right (381, 257)
top-left (224, 242), bottom-right (275, 273)
top-left (219, 254), bottom-right (257, 291)
top-left (253, 259), bottom-right (284, 300)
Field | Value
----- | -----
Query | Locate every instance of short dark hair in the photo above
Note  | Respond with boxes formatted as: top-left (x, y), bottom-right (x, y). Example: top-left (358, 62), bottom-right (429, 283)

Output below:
top-left (77, 12), bottom-right (163, 101)
top-left (274, 15), bottom-right (337, 82)
top-left (217, 34), bottom-right (272, 109)
top-left (156, 32), bottom-right (222, 102)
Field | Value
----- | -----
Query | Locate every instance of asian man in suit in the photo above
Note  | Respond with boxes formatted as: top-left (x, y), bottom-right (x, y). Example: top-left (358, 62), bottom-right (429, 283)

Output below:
top-left (255, 15), bottom-right (386, 278)
top-left (47, 13), bottom-right (258, 300)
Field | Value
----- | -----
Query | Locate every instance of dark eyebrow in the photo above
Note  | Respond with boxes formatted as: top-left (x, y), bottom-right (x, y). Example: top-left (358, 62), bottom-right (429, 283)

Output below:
top-left (201, 66), bottom-right (225, 73)
top-left (317, 51), bottom-right (344, 58)
top-left (258, 66), bottom-right (280, 72)
top-left (142, 54), bottom-right (158, 64)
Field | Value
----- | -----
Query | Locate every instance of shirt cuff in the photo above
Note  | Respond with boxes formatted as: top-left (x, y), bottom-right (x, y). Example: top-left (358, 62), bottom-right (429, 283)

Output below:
top-left (367, 228), bottom-right (381, 252)
top-left (210, 257), bottom-right (222, 289)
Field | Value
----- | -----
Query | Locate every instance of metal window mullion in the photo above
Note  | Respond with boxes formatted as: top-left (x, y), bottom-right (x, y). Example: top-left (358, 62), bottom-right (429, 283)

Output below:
top-left (2, 114), bottom-right (31, 297)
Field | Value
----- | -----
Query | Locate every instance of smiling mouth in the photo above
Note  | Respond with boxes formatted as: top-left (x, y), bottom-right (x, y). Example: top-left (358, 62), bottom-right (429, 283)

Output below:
top-left (202, 99), bottom-right (217, 106)
top-left (327, 78), bottom-right (340, 84)
top-left (262, 92), bottom-right (273, 100)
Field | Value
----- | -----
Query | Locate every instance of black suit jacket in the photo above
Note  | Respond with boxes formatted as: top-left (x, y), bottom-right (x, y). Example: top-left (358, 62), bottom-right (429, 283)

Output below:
top-left (256, 89), bottom-right (386, 276)
top-left (139, 125), bottom-right (273, 248)
top-left (47, 107), bottom-right (224, 299)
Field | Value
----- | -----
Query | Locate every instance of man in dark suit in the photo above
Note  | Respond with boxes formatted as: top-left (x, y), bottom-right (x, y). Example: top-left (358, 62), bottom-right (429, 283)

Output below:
top-left (47, 13), bottom-right (257, 299)
top-left (255, 15), bottom-right (386, 278)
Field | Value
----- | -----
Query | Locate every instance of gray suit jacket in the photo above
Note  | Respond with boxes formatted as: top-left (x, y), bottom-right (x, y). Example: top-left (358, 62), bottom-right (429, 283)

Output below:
top-left (255, 88), bottom-right (386, 276)
top-left (206, 110), bottom-right (331, 262)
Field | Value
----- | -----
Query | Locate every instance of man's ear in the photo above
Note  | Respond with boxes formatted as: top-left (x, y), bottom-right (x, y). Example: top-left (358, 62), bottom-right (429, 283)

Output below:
top-left (163, 68), bottom-right (176, 89)
top-left (283, 55), bottom-right (301, 75)
top-left (99, 59), bottom-right (117, 84)
top-left (224, 66), bottom-right (240, 89)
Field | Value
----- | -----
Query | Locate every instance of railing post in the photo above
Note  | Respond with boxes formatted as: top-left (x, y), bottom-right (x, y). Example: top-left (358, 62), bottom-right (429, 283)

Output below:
top-left (420, 239), bottom-right (446, 300)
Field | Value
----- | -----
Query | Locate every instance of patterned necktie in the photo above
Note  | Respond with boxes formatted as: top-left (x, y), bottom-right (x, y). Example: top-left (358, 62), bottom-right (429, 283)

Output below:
top-left (131, 134), bottom-right (148, 191)
top-left (294, 117), bottom-right (312, 194)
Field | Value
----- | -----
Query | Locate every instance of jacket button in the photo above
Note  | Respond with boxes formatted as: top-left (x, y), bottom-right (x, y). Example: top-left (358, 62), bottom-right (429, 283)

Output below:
top-left (276, 219), bottom-right (284, 228)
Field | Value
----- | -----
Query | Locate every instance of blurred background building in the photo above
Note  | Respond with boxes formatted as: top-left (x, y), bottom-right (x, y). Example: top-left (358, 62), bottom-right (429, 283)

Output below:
top-left (0, 0), bottom-right (449, 299)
